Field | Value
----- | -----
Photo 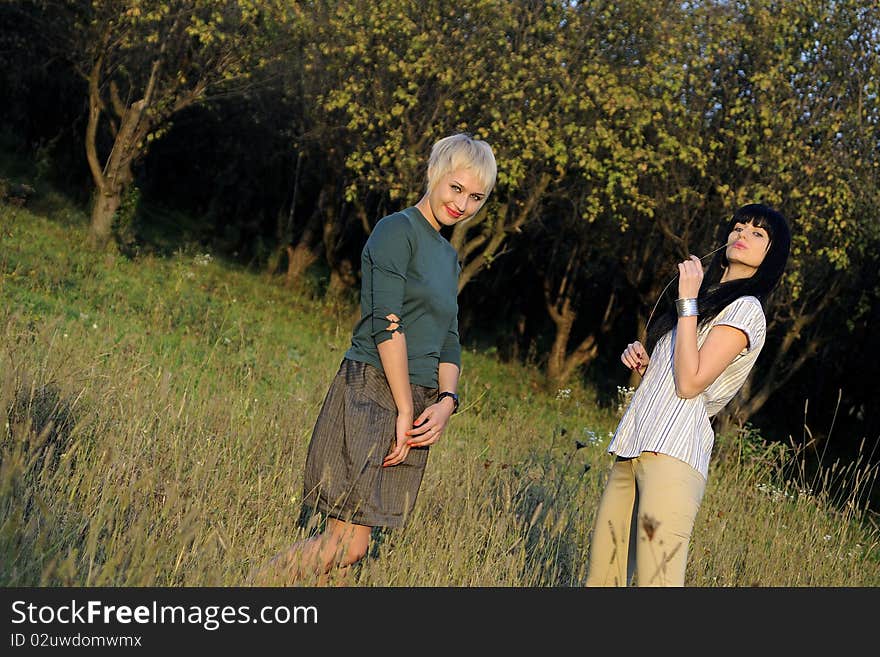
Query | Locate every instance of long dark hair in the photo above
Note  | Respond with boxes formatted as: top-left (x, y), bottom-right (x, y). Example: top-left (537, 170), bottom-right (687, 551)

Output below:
top-left (644, 203), bottom-right (791, 354)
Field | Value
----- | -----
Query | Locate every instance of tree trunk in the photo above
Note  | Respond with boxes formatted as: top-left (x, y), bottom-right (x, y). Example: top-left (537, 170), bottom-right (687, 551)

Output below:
top-left (545, 287), bottom-right (618, 390)
top-left (284, 204), bottom-right (324, 287)
top-left (89, 187), bottom-right (123, 250)
top-left (84, 40), bottom-right (190, 251)
top-left (85, 55), bottom-right (151, 250)
top-left (322, 193), bottom-right (359, 297)
top-left (285, 243), bottom-right (320, 287)
top-left (546, 296), bottom-right (578, 387)
top-left (510, 313), bottom-right (527, 361)
top-left (327, 258), bottom-right (357, 298)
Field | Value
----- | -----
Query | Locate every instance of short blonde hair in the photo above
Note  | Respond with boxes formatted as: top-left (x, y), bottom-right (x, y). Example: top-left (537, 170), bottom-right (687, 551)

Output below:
top-left (426, 133), bottom-right (497, 195)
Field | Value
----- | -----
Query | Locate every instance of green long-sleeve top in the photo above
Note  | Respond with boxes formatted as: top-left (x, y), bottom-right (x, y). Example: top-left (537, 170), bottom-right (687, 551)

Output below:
top-left (344, 206), bottom-right (462, 388)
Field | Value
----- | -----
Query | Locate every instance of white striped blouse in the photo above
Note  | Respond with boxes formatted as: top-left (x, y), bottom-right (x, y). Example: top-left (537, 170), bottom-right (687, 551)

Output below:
top-left (607, 295), bottom-right (767, 479)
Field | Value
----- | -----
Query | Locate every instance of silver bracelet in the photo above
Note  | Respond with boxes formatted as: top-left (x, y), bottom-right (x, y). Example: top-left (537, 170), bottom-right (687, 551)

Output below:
top-left (675, 297), bottom-right (699, 317)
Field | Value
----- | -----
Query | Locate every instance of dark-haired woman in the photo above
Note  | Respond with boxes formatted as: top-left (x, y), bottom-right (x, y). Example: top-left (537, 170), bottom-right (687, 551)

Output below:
top-left (585, 203), bottom-right (791, 587)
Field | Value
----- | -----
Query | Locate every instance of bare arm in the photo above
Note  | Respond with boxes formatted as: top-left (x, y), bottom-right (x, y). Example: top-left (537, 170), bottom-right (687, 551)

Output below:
top-left (673, 321), bottom-right (748, 399)
top-left (437, 361), bottom-right (461, 399)
top-left (672, 255), bottom-right (748, 398)
top-left (376, 321), bottom-right (418, 468)
top-left (376, 326), bottom-right (414, 418)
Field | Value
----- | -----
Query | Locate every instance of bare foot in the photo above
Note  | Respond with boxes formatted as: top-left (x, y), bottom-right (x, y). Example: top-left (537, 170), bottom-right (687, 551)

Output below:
top-left (249, 539), bottom-right (320, 586)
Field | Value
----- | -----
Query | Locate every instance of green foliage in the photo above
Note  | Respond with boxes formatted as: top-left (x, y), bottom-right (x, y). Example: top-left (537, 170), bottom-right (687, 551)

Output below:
top-left (306, 0), bottom-right (655, 219)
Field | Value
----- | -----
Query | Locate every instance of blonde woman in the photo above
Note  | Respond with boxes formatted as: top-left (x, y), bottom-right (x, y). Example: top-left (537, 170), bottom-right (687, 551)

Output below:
top-left (258, 134), bottom-right (496, 584)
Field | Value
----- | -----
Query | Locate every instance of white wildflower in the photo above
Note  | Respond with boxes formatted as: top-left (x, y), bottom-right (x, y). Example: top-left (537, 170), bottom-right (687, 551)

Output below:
top-left (616, 385), bottom-right (635, 414)
top-left (582, 428), bottom-right (602, 446)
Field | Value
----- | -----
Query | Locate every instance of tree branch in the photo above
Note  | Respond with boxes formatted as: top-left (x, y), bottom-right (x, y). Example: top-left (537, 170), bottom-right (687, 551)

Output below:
top-left (85, 53), bottom-right (107, 191)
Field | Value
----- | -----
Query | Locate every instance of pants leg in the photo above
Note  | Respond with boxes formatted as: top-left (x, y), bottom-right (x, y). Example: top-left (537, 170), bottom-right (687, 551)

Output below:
top-left (585, 458), bottom-right (640, 587)
top-left (632, 452), bottom-right (706, 587)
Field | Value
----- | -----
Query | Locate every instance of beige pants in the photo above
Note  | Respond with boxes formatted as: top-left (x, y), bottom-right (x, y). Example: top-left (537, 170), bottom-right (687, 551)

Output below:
top-left (585, 451), bottom-right (706, 587)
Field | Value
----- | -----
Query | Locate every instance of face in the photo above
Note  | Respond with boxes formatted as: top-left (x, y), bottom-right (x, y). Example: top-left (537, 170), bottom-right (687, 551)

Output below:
top-left (423, 168), bottom-right (488, 230)
top-left (723, 220), bottom-right (771, 280)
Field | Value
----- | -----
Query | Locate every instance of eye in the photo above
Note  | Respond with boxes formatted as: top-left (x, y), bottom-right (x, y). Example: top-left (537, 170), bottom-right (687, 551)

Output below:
top-left (733, 226), bottom-right (743, 233)
top-left (450, 184), bottom-right (462, 193)
top-left (753, 231), bottom-right (764, 238)
top-left (470, 194), bottom-right (484, 202)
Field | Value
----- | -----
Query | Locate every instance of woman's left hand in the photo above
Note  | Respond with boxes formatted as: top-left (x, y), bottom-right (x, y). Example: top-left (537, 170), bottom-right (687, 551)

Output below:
top-left (677, 254), bottom-right (704, 299)
top-left (404, 402), bottom-right (454, 448)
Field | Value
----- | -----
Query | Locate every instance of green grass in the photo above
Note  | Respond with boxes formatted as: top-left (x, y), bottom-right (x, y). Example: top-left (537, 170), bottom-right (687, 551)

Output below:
top-left (2, 200), bottom-right (878, 586)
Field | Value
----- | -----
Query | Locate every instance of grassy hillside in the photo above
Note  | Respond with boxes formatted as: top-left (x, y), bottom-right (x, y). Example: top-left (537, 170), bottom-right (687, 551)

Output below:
top-left (1, 198), bottom-right (878, 586)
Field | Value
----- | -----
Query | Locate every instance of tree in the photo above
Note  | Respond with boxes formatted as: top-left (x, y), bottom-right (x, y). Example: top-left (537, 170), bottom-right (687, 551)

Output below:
top-left (607, 0), bottom-right (880, 432)
top-left (28, 0), bottom-right (297, 249)
top-left (295, 0), bottom-right (654, 297)
top-left (710, 0), bottom-right (880, 429)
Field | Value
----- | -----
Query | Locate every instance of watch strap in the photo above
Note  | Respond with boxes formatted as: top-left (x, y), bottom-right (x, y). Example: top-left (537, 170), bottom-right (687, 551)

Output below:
top-left (437, 391), bottom-right (459, 414)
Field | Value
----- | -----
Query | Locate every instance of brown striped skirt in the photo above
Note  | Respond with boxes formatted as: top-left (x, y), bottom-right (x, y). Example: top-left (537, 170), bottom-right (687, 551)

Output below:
top-left (301, 358), bottom-right (438, 528)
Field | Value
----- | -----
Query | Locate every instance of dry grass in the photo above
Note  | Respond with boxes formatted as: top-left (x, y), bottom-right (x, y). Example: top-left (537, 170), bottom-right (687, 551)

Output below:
top-left (2, 205), bottom-right (878, 586)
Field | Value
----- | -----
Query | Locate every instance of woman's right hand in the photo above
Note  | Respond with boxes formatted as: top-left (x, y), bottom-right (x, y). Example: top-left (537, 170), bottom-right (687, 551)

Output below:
top-left (621, 341), bottom-right (649, 376)
top-left (383, 412), bottom-right (415, 467)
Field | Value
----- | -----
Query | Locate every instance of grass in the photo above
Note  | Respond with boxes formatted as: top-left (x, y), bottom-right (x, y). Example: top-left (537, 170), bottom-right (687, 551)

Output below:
top-left (1, 199), bottom-right (879, 587)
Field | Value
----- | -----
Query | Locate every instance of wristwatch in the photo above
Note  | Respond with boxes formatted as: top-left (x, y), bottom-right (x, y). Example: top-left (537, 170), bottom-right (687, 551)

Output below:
top-left (437, 391), bottom-right (459, 414)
